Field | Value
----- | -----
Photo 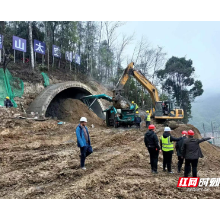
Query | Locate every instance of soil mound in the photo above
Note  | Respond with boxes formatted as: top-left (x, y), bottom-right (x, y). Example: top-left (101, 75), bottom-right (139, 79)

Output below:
top-left (55, 98), bottom-right (105, 127)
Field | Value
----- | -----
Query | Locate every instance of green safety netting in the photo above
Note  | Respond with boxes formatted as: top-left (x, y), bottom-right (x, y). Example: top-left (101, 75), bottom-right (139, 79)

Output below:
top-left (41, 72), bottom-right (50, 87)
top-left (0, 68), bottom-right (24, 107)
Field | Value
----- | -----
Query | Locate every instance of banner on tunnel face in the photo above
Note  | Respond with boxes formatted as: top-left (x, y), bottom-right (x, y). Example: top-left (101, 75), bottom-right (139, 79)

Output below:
top-left (34, 39), bottom-right (46, 55)
top-left (12, 36), bottom-right (26, 52)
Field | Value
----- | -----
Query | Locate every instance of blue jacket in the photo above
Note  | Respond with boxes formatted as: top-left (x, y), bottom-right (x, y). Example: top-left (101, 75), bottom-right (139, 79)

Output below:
top-left (76, 124), bottom-right (91, 148)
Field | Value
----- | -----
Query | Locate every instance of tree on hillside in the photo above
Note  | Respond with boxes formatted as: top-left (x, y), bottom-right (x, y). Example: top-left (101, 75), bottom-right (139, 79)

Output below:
top-left (156, 56), bottom-right (204, 123)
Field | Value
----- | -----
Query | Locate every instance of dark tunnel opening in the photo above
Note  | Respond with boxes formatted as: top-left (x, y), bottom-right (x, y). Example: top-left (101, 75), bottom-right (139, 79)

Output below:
top-left (45, 87), bottom-right (105, 120)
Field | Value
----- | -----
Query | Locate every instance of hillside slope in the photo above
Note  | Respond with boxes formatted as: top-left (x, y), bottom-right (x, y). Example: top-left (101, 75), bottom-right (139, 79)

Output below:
top-left (189, 93), bottom-right (220, 132)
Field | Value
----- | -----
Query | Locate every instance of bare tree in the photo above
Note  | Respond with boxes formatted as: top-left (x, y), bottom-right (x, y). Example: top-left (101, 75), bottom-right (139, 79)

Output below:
top-left (116, 33), bottom-right (134, 78)
top-left (152, 46), bottom-right (166, 84)
top-left (104, 21), bottom-right (125, 80)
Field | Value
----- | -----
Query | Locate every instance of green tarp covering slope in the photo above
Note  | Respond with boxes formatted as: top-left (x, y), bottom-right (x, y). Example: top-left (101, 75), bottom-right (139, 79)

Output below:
top-left (0, 68), bottom-right (24, 107)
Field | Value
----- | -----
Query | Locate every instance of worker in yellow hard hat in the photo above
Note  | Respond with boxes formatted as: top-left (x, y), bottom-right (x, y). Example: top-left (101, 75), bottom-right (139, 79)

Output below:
top-left (145, 110), bottom-right (151, 128)
top-left (4, 96), bottom-right (13, 108)
top-left (131, 101), bottom-right (139, 111)
top-left (134, 111), bottom-right (141, 129)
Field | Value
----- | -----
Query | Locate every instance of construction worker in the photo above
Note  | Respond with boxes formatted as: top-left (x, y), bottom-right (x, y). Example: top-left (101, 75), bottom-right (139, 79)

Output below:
top-left (4, 97), bottom-right (13, 108)
top-left (181, 130), bottom-right (214, 177)
top-left (175, 131), bottom-right (187, 173)
top-left (76, 117), bottom-right (93, 170)
top-left (134, 111), bottom-right (141, 128)
top-left (144, 124), bottom-right (161, 174)
top-left (144, 110), bottom-right (151, 128)
top-left (132, 101), bottom-right (139, 111)
top-left (160, 127), bottom-right (182, 173)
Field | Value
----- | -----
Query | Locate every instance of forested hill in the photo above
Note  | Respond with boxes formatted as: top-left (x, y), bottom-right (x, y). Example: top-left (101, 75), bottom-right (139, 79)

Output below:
top-left (189, 93), bottom-right (220, 132)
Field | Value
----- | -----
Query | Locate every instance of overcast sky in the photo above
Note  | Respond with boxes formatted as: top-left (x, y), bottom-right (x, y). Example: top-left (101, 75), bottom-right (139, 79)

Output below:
top-left (117, 21), bottom-right (220, 99)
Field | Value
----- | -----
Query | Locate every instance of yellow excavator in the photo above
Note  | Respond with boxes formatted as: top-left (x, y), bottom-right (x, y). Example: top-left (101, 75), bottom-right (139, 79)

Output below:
top-left (112, 62), bottom-right (184, 121)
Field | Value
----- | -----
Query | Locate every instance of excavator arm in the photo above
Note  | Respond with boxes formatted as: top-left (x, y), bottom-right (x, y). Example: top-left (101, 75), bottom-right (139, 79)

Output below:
top-left (81, 94), bottom-right (113, 110)
top-left (113, 62), bottom-right (160, 108)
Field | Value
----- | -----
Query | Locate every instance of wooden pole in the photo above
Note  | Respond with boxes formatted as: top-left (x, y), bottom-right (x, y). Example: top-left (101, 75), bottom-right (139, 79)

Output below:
top-left (14, 50), bottom-right (15, 63)
top-left (211, 121), bottom-right (215, 145)
top-left (42, 54), bottom-right (44, 65)
top-left (203, 123), bottom-right (206, 137)
top-left (35, 52), bottom-right (36, 63)
top-left (23, 52), bottom-right (24, 63)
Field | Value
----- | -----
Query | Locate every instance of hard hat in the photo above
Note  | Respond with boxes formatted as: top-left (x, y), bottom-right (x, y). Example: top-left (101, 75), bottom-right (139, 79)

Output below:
top-left (132, 101), bottom-right (134, 104)
top-left (148, 124), bottom-right (156, 130)
top-left (146, 110), bottom-right (149, 113)
top-left (164, 127), bottom-right (171, 132)
top-left (80, 117), bottom-right (87, 122)
top-left (188, 130), bottom-right (194, 136)
top-left (136, 111), bottom-right (139, 114)
top-left (182, 131), bottom-right (187, 135)
top-left (6, 96), bottom-right (10, 99)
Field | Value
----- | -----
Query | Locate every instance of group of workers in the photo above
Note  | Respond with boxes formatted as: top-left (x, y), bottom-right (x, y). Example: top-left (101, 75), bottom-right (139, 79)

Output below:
top-left (144, 124), bottom-right (214, 177)
top-left (76, 116), bottom-right (214, 177)
top-left (131, 100), bottom-right (151, 128)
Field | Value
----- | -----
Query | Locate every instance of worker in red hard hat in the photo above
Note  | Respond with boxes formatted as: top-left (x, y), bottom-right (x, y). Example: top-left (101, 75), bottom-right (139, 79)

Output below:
top-left (175, 131), bottom-right (188, 173)
top-left (144, 124), bottom-right (161, 174)
top-left (181, 130), bottom-right (214, 177)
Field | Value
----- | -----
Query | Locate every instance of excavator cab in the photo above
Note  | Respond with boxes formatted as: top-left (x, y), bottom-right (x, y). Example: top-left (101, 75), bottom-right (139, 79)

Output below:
top-left (154, 100), bottom-right (184, 119)
top-left (155, 101), bottom-right (174, 116)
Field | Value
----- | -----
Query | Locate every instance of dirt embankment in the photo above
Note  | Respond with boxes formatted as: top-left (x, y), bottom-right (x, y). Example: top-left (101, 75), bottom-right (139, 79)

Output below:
top-left (48, 99), bottom-right (105, 127)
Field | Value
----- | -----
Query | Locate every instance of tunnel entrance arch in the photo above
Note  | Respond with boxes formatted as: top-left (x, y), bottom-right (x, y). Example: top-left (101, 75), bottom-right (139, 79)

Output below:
top-left (27, 81), bottom-right (105, 119)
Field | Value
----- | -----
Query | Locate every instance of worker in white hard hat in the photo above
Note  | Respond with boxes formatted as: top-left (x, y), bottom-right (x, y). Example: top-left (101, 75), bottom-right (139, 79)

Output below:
top-left (76, 117), bottom-right (93, 170)
top-left (160, 127), bottom-right (182, 174)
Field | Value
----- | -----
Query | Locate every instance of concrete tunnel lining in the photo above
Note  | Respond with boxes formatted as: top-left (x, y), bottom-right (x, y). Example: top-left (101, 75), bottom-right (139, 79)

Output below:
top-left (27, 81), bottom-right (106, 120)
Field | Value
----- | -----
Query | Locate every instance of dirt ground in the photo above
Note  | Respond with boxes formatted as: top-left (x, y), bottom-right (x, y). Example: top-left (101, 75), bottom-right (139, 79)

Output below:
top-left (0, 108), bottom-right (220, 199)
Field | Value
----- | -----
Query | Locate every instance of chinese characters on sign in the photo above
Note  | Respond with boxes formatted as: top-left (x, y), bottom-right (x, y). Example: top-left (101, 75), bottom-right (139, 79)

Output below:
top-left (12, 36), bottom-right (26, 52)
top-left (34, 39), bottom-right (46, 55)
top-left (177, 177), bottom-right (220, 188)
top-left (65, 51), bottom-right (73, 62)
top-left (0, 34), bottom-right (3, 49)
top-left (75, 54), bottom-right (80, 65)
top-left (177, 177), bottom-right (199, 187)
top-left (52, 45), bottom-right (61, 58)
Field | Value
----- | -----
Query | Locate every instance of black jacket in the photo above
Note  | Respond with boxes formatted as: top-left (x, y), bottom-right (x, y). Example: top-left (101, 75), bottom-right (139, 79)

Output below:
top-left (144, 130), bottom-right (160, 150)
top-left (181, 136), bottom-right (211, 159)
top-left (160, 132), bottom-right (182, 149)
top-left (175, 136), bottom-right (187, 156)
top-left (134, 116), bottom-right (141, 124)
top-left (4, 99), bottom-right (13, 108)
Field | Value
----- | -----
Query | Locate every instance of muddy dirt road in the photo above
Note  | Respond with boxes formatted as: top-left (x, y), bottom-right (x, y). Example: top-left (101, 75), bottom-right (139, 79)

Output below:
top-left (0, 118), bottom-right (220, 199)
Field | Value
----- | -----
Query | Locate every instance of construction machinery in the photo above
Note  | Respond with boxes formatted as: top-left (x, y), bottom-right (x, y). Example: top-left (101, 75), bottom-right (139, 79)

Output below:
top-left (112, 62), bottom-right (184, 121)
top-left (81, 94), bottom-right (136, 127)
top-left (81, 62), bottom-right (184, 127)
